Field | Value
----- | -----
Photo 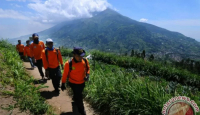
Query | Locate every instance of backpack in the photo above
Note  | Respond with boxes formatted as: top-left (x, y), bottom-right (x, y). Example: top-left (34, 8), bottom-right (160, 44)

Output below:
top-left (68, 58), bottom-right (88, 78)
top-left (45, 48), bottom-right (59, 64)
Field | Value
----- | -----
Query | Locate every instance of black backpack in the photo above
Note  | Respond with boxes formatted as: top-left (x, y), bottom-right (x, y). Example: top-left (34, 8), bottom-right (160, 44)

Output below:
top-left (45, 48), bottom-right (59, 64)
top-left (68, 58), bottom-right (88, 77)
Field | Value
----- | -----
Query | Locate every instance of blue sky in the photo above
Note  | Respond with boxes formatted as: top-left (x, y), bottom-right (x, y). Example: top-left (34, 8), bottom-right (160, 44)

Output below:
top-left (0, 0), bottom-right (200, 41)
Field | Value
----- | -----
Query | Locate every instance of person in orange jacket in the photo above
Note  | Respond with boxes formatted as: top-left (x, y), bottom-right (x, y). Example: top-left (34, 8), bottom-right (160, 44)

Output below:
top-left (24, 40), bottom-right (35, 69)
top-left (61, 47), bottom-right (90, 115)
top-left (42, 38), bottom-right (64, 92)
top-left (30, 33), bottom-right (45, 79)
top-left (16, 40), bottom-right (24, 60)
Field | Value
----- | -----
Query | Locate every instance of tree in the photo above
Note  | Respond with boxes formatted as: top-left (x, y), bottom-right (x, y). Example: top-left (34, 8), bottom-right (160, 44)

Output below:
top-left (124, 52), bottom-right (128, 56)
top-left (141, 50), bottom-right (145, 59)
top-left (149, 54), bottom-right (154, 61)
top-left (131, 49), bottom-right (134, 57)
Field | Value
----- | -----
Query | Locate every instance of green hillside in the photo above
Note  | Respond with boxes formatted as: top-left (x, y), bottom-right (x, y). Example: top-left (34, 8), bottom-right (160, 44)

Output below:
top-left (12, 8), bottom-right (200, 59)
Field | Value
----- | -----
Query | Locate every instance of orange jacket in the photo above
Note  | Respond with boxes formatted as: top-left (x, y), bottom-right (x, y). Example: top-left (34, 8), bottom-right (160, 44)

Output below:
top-left (16, 44), bottom-right (24, 52)
top-left (42, 48), bottom-right (63, 69)
top-left (30, 41), bottom-right (45, 60)
top-left (24, 45), bottom-right (32, 57)
top-left (62, 58), bottom-right (90, 84)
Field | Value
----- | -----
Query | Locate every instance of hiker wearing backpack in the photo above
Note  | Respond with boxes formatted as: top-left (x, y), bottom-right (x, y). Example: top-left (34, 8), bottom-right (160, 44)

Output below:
top-left (16, 40), bottom-right (24, 60)
top-left (42, 38), bottom-right (64, 92)
top-left (61, 47), bottom-right (90, 115)
top-left (24, 40), bottom-right (35, 69)
top-left (30, 33), bottom-right (45, 79)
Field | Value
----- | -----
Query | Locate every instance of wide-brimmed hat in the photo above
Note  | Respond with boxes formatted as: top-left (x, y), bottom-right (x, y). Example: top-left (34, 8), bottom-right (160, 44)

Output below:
top-left (72, 47), bottom-right (85, 57)
top-left (32, 33), bottom-right (39, 38)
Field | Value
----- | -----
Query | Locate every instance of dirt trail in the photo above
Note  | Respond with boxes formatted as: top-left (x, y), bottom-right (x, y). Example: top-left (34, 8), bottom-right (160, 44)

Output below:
top-left (23, 62), bottom-right (96, 115)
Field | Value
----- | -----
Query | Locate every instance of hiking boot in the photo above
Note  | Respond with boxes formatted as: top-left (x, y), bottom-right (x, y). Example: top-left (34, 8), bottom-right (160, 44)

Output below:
top-left (54, 89), bottom-right (60, 93)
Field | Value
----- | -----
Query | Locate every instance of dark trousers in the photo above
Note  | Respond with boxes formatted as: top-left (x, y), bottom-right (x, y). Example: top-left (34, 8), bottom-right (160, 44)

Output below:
top-left (69, 82), bottom-right (86, 115)
top-left (19, 52), bottom-right (24, 60)
top-left (49, 66), bottom-right (62, 90)
top-left (28, 56), bottom-right (34, 67)
top-left (34, 59), bottom-right (44, 78)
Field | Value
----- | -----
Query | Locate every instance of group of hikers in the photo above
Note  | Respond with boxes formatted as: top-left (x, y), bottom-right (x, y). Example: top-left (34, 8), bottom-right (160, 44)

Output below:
top-left (16, 33), bottom-right (90, 115)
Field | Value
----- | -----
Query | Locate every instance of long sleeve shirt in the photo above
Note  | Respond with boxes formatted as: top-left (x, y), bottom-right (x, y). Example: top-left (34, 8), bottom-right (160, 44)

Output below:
top-left (42, 48), bottom-right (63, 69)
top-left (62, 58), bottom-right (90, 84)
top-left (24, 45), bottom-right (32, 57)
top-left (16, 44), bottom-right (24, 52)
top-left (29, 41), bottom-right (45, 60)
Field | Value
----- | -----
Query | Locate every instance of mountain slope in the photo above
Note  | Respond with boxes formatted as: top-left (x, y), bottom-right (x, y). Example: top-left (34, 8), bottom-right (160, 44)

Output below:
top-left (13, 8), bottom-right (200, 59)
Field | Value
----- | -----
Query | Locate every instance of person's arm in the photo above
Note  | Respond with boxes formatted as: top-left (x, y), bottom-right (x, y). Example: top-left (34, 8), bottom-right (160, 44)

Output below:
top-left (42, 42), bottom-right (45, 50)
top-left (29, 44), bottom-right (33, 57)
top-left (41, 50), bottom-right (48, 70)
top-left (22, 45), bottom-right (24, 51)
top-left (62, 61), bottom-right (69, 83)
top-left (58, 50), bottom-right (63, 65)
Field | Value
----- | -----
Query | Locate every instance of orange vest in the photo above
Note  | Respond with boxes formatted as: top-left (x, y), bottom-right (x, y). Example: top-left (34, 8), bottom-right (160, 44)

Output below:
top-left (16, 44), bottom-right (24, 52)
top-left (62, 58), bottom-right (90, 84)
top-left (42, 48), bottom-right (63, 69)
top-left (30, 41), bottom-right (45, 60)
top-left (24, 45), bottom-right (32, 57)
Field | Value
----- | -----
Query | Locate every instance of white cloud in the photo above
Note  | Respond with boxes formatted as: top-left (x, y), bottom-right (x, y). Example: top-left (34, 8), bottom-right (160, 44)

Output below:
top-left (139, 18), bottom-right (148, 22)
top-left (28, 0), bottom-right (111, 24)
top-left (11, 4), bottom-right (22, 7)
top-left (6, 0), bottom-right (26, 2)
top-left (0, 8), bottom-right (29, 20)
top-left (149, 19), bottom-right (200, 26)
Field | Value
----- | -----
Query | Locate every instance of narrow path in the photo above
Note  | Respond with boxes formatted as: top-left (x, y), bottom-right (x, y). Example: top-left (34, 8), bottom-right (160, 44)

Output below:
top-left (23, 62), bottom-right (96, 115)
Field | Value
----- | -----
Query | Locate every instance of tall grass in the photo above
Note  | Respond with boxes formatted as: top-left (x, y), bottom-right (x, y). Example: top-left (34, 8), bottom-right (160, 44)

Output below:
top-left (91, 50), bottom-right (200, 89)
top-left (84, 61), bottom-right (200, 115)
top-left (0, 39), bottom-right (55, 115)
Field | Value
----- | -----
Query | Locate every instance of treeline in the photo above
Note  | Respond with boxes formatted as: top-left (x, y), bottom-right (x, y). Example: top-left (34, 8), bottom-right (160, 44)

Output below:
top-left (174, 58), bottom-right (200, 75)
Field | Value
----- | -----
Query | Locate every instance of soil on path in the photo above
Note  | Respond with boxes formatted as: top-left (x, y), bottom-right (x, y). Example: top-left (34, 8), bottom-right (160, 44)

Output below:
top-left (23, 62), bottom-right (96, 115)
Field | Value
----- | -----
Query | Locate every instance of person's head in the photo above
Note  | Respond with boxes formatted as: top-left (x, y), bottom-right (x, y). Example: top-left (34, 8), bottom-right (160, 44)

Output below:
top-left (32, 33), bottom-right (39, 43)
top-left (46, 38), bottom-right (53, 49)
top-left (72, 47), bottom-right (85, 62)
top-left (18, 40), bottom-right (21, 44)
top-left (26, 40), bottom-right (30, 46)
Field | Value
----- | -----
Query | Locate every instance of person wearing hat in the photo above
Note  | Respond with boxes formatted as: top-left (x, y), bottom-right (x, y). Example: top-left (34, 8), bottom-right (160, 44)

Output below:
top-left (24, 40), bottom-right (35, 69)
top-left (16, 40), bottom-right (24, 60)
top-left (61, 47), bottom-right (90, 115)
top-left (30, 33), bottom-right (45, 79)
top-left (42, 38), bottom-right (64, 92)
